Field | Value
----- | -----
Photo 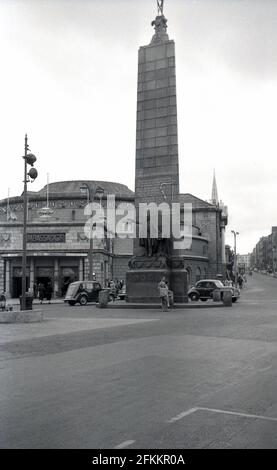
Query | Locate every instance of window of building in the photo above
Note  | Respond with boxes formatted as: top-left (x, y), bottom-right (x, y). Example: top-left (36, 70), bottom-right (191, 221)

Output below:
top-left (72, 210), bottom-right (75, 221)
top-left (196, 267), bottom-right (201, 283)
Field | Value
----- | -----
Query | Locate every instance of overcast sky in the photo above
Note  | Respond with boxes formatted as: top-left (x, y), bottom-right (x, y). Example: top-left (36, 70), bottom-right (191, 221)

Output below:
top-left (0, 0), bottom-right (276, 254)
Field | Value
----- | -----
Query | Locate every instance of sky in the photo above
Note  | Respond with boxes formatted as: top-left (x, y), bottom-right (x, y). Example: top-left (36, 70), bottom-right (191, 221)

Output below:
top-left (0, 0), bottom-right (277, 254)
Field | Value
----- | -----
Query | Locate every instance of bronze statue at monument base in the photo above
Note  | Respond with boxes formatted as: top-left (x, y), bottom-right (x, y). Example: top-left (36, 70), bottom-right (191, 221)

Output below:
top-left (126, 265), bottom-right (188, 304)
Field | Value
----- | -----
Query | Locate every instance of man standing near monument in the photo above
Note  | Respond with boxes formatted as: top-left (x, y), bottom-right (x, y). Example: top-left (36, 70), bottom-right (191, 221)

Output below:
top-left (158, 276), bottom-right (169, 311)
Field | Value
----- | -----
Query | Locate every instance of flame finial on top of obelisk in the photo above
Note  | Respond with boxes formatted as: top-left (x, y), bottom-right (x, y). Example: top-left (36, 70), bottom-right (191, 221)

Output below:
top-left (157, 0), bottom-right (164, 15)
top-left (151, 0), bottom-right (169, 44)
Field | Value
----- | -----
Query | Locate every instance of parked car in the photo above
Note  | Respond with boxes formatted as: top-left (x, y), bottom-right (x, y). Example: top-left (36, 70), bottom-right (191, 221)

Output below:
top-left (118, 284), bottom-right (126, 300)
top-left (188, 279), bottom-right (240, 303)
top-left (64, 281), bottom-right (102, 306)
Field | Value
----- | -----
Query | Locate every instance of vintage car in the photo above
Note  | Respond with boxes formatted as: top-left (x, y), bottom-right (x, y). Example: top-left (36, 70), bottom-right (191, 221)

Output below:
top-left (188, 279), bottom-right (240, 303)
top-left (64, 281), bottom-right (102, 306)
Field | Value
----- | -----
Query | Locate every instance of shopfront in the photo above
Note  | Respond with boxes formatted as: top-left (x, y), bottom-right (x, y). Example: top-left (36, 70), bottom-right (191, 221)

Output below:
top-left (4, 254), bottom-right (85, 298)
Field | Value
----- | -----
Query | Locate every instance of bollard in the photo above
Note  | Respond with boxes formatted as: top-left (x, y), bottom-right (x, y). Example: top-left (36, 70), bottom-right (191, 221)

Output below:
top-left (213, 289), bottom-right (221, 302)
top-left (98, 289), bottom-right (109, 308)
top-left (223, 290), bottom-right (232, 307)
top-left (19, 293), bottom-right (33, 310)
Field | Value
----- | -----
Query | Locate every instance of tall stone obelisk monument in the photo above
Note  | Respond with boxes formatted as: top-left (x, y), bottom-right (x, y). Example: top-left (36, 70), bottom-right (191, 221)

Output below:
top-left (135, 2), bottom-right (179, 206)
top-left (126, 1), bottom-right (188, 303)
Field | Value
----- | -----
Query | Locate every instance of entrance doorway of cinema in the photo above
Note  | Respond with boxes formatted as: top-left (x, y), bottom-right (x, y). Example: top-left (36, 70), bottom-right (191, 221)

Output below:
top-left (35, 267), bottom-right (54, 295)
top-left (12, 267), bottom-right (30, 298)
top-left (12, 277), bottom-right (30, 298)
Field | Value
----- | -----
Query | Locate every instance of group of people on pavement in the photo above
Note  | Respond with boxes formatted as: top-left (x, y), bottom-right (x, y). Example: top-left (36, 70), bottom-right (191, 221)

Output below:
top-left (237, 274), bottom-right (247, 290)
top-left (0, 292), bottom-right (13, 311)
top-left (0, 280), bottom-right (53, 307)
top-left (107, 279), bottom-right (124, 301)
top-left (224, 273), bottom-right (247, 290)
top-left (37, 281), bottom-right (53, 304)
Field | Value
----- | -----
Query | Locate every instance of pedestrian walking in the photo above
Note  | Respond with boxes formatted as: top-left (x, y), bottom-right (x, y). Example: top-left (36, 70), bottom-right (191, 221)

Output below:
top-left (0, 292), bottom-right (6, 311)
top-left (238, 275), bottom-right (244, 289)
top-left (38, 282), bottom-right (45, 304)
top-left (45, 281), bottom-right (53, 304)
top-left (109, 280), bottom-right (117, 301)
top-left (158, 276), bottom-right (169, 312)
top-left (115, 279), bottom-right (121, 296)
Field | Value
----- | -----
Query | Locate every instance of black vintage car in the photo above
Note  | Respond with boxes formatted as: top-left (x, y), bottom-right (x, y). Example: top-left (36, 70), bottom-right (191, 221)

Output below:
top-left (188, 279), bottom-right (240, 303)
top-left (64, 281), bottom-right (102, 306)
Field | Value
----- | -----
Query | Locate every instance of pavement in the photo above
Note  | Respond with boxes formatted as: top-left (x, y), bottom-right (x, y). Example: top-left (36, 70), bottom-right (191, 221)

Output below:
top-left (1, 273), bottom-right (277, 449)
top-left (8, 297), bottom-right (64, 306)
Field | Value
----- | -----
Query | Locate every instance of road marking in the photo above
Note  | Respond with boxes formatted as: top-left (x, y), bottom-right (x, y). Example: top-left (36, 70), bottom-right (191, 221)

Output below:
top-left (168, 406), bottom-right (277, 424)
top-left (167, 407), bottom-right (198, 423)
top-left (258, 365), bottom-right (272, 372)
top-left (114, 440), bottom-right (135, 449)
top-left (197, 407), bottom-right (277, 422)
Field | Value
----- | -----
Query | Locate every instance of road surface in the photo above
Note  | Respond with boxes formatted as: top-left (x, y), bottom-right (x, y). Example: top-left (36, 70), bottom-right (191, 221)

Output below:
top-left (1, 273), bottom-right (277, 449)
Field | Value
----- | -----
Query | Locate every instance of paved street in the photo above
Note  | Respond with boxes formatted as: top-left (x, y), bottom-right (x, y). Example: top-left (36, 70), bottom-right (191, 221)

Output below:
top-left (1, 273), bottom-right (277, 449)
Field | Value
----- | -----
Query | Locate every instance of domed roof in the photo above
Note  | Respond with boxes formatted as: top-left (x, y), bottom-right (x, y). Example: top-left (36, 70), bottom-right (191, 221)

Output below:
top-left (38, 180), bottom-right (134, 199)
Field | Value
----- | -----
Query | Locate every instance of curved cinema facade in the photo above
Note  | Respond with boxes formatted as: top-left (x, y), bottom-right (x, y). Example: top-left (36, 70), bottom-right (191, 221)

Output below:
top-left (0, 180), bottom-right (227, 297)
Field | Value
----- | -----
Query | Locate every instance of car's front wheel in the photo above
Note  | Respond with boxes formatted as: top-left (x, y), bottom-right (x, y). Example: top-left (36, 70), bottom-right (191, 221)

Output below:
top-left (232, 298), bottom-right (238, 303)
top-left (79, 295), bottom-right (88, 306)
top-left (68, 300), bottom-right (76, 306)
top-left (200, 298), bottom-right (208, 302)
top-left (190, 292), bottom-right (199, 302)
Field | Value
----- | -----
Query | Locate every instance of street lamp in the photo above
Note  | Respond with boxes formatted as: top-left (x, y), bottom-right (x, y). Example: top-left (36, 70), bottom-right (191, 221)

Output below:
top-left (272, 246), bottom-right (276, 274)
top-left (21, 134), bottom-right (38, 310)
top-left (231, 230), bottom-right (239, 287)
top-left (80, 183), bottom-right (105, 280)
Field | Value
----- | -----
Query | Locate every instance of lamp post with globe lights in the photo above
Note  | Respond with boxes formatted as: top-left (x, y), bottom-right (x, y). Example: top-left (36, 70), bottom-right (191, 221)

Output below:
top-left (80, 183), bottom-right (105, 281)
top-left (231, 230), bottom-right (239, 287)
top-left (21, 134), bottom-right (38, 311)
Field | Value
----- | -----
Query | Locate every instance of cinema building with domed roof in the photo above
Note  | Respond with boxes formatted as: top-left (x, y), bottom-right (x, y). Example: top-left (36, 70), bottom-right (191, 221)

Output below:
top-left (0, 179), bottom-right (228, 298)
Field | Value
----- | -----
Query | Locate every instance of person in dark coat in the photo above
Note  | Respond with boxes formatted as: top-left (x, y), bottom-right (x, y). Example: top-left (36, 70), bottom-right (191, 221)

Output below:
top-left (38, 283), bottom-right (45, 304)
top-left (33, 282), bottom-right (37, 299)
top-left (45, 282), bottom-right (53, 304)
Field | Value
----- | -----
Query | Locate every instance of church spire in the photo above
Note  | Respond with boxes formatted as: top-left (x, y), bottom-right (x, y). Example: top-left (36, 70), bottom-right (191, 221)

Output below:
top-left (211, 170), bottom-right (219, 205)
